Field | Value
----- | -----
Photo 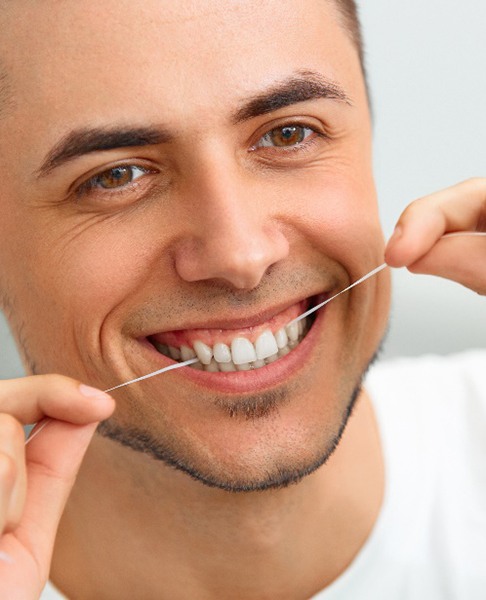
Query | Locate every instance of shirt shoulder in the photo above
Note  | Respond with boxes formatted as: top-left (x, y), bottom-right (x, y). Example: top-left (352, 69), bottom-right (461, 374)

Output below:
top-left (366, 349), bottom-right (486, 455)
top-left (312, 350), bottom-right (486, 600)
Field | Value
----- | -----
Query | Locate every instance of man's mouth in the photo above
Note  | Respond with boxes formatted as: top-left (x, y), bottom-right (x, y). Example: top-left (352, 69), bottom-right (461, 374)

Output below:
top-left (147, 297), bottom-right (320, 373)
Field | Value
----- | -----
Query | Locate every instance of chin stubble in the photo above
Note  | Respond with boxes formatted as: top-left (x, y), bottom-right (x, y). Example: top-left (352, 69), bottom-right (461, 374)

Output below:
top-left (97, 346), bottom-right (382, 493)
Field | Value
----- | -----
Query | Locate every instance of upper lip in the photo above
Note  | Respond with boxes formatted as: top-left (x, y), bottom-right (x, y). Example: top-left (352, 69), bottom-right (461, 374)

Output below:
top-left (138, 289), bottom-right (329, 338)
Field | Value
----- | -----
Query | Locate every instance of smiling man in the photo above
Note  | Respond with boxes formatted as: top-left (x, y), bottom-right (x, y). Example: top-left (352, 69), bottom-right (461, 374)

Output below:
top-left (0, 1), bottom-right (484, 599)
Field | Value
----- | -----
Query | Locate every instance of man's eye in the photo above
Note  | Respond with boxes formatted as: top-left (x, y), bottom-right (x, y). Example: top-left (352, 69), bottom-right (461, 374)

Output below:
top-left (78, 165), bottom-right (149, 195)
top-left (255, 125), bottom-right (315, 149)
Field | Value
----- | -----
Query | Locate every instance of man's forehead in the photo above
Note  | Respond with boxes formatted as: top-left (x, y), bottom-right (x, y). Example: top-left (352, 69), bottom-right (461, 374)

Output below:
top-left (0, 0), bottom-right (365, 166)
top-left (0, 0), bottom-right (346, 72)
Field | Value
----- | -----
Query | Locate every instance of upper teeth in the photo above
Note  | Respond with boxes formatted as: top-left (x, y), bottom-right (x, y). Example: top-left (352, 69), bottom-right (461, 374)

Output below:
top-left (153, 320), bottom-right (307, 372)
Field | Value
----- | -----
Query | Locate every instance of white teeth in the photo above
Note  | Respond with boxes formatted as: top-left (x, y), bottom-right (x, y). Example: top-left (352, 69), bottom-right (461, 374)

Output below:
top-left (255, 330), bottom-right (279, 360)
top-left (286, 322), bottom-right (299, 342)
top-left (154, 314), bottom-right (310, 372)
top-left (169, 346), bottom-right (181, 360)
top-left (193, 340), bottom-right (213, 365)
top-left (274, 328), bottom-right (288, 349)
top-left (180, 345), bottom-right (196, 361)
top-left (213, 342), bottom-right (232, 363)
top-left (231, 337), bottom-right (257, 365)
top-left (219, 361), bottom-right (236, 372)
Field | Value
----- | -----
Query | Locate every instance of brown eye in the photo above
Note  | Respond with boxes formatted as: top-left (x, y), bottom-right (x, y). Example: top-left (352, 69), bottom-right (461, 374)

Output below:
top-left (270, 126), bottom-right (305, 146)
top-left (96, 166), bottom-right (135, 189)
top-left (77, 165), bottom-right (151, 199)
top-left (255, 125), bottom-right (314, 149)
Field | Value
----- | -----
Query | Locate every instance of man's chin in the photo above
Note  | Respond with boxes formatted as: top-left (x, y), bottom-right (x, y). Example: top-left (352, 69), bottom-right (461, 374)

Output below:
top-left (96, 378), bottom-right (364, 493)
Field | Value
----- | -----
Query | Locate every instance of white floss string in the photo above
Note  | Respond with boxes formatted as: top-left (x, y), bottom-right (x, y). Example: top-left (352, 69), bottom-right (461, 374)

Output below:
top-left (25, 231), bottom-right (486, 446)
top-left (103, 358), bottom-right (199, 393)
top-left (284, 231), bottom-right (486, 326)
top-left (287, 263), bottom-right (388, 326)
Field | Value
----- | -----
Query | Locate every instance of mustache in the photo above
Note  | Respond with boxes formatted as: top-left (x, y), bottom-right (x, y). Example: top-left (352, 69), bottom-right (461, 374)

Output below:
top-left (126, 262), bottom-right (339, 331)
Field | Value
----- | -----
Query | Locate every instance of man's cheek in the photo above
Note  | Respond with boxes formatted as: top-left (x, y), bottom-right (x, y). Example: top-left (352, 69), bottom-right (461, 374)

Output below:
top-left (41, 218), bottom-right (161, 309)
top-left (282, 179), bottom-right (381, 262)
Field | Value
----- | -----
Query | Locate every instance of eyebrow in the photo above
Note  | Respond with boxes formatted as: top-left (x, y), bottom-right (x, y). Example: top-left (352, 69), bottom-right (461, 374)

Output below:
top-left (36, 126), bottom-right (172, 178)
top-left (36, 70), bottom-right (350, 178)
top-left (232, 70), bottom-right (352, 123)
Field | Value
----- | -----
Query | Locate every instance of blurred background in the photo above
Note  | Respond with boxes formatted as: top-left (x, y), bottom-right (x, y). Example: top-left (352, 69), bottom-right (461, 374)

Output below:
top-left (359, 0), bottom-right (486, 357)
top-left (0, 0), bottom-right (484, 379)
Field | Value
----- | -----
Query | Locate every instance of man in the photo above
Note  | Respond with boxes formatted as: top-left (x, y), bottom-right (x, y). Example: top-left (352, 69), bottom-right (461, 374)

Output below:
top-left (0, 1), bottom-right (484, 598)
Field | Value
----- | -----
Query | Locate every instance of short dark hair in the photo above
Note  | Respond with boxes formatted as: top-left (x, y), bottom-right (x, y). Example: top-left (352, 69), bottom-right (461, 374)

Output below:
top-left (331, 0), bottom-right (365, 71)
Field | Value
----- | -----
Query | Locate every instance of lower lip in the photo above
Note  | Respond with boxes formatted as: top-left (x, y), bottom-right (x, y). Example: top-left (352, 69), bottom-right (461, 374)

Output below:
top-left (138, 308), bottom-right (325, 394)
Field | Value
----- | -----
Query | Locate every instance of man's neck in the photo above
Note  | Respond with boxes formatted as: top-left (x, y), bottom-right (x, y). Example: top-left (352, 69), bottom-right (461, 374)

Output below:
top-left (51, 391), bottom-right (384, 600)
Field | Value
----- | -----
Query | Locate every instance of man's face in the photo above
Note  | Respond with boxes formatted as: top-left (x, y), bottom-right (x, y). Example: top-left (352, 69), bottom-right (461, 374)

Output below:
top-left (0, 0), bottom-right (389, 490)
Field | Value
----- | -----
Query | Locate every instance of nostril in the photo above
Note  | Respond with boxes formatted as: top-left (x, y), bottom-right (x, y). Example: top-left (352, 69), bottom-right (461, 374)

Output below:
top-left (174, 230), bottom-right (289, 289)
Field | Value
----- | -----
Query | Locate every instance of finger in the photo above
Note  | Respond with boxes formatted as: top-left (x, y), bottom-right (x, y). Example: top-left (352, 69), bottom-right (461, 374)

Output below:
top-left (406, 234), bottom-right (486, 295)
top-left (385, 178), bottom-right (486, 267)
top-left (0, 415), bottom-right (27, 532)
top-left (0, 374), bottom-right (115, 426)
top-left (13, 419), bottom-right (100, 581)
top-left (0, 451), bottom-right (16, 536)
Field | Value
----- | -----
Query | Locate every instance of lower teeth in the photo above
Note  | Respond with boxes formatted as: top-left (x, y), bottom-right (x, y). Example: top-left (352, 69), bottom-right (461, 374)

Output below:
top-left (153, 316), bottom-right (311, 373)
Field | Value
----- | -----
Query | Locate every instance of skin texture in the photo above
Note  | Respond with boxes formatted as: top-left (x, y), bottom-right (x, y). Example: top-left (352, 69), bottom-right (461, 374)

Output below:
top-left (0, 0), bottom-right (389, 492)
top-left (0, 1), bottom-right (484, 598)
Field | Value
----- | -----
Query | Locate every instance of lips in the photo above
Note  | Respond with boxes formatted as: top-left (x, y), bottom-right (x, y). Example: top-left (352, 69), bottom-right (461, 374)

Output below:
top-left (146, 296), bottom-right (320, 373)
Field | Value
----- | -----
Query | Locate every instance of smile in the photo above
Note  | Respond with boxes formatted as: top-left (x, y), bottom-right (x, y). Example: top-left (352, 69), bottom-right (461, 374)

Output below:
top-left (147, 297), bottom-right (320, 373)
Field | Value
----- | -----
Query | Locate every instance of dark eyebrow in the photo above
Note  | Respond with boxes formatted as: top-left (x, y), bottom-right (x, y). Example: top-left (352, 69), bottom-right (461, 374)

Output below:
top-left (36, 126), bottom-right (172, 178)
top-left (36, 71), bottom-right (349, 178)
top-left (232, 70), bottom-right (352, 124)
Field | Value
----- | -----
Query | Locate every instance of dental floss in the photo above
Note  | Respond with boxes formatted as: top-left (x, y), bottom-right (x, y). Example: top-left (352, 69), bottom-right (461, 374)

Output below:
top-left (103, 358), bottom-right (199, 393)
top-left (287, 263), bottom-right (388, 326)
top-left (24, 360), bottom-right (199, 446)
top-left (24, 418), bottom-right (51, 446)
top-left (24, 231), bottom-right (486, 446)
top-left (288, 231), bottom-right (486, 325)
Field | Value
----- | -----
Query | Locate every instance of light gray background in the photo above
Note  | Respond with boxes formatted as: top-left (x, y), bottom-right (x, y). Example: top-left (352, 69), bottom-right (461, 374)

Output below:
top-left (0, 1), bottom-right (485, 379)
top-left (358, 0), bottom-right (485, 357)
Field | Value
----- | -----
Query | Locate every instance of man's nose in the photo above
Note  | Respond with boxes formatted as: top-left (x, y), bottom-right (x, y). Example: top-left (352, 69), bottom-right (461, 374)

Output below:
top-left (173, 172), bottom-right (290, 290)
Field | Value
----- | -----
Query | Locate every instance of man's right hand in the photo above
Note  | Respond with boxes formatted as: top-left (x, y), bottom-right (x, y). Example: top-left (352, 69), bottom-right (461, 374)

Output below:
top-left (0, 375), bottom-right (115, 599)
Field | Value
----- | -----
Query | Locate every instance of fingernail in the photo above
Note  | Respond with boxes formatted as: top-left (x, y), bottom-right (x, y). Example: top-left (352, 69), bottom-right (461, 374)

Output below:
top-left (79, 384), bottom-right (111, 400)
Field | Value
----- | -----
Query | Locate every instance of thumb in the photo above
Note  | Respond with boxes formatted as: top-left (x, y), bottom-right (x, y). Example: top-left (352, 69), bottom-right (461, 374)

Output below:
top-left (12, 419), bottom-right (100, 581)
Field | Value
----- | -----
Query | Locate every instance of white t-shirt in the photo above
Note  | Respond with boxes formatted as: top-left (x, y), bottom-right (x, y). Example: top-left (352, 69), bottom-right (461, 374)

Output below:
top-left (42, 351), bottom-right (486, 600)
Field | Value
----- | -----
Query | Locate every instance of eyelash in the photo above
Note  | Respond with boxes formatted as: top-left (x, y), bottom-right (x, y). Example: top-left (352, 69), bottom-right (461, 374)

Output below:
top-left (251, 124), bottom-right (322, 152)
top-left (75, 165), bottom-right (155, 200)
top-left (73, 123), bottom-right (324, 201)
